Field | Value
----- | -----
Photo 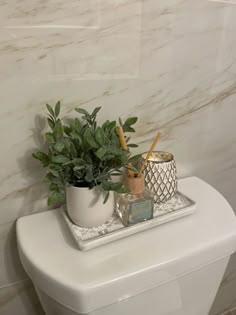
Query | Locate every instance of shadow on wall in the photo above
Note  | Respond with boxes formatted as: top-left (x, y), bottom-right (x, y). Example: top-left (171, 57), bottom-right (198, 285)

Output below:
top-left (17, 114), bottom-right (49, 218)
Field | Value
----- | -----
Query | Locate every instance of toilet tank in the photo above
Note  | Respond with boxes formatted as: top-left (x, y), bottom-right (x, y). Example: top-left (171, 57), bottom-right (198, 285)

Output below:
top-left (17, 177), bottom-right (236, 315)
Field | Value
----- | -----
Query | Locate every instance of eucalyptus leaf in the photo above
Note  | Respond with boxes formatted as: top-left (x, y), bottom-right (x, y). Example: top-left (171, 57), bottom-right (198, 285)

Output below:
top-left (55, 101), bottom-right (61, 118)
top-left (73, 165), bottom-right (85, 171)
top-left (32, 152), bottom-right (49, 167)
top-left (128, 143), bottom-right (139, 148)
top-left (124, 117), bottom-right (138, 126)
top-left (64, 126), bottom-right (71, 136)
top-left (95, 127), bottom-right (105, 146)
top-left (70, 131), bottom-right (82, 143)
top-left (95, 147), bottom-right (106, 159)
top-left (123, 126), bottom-right (135, 133)
top-left (53, 120), bottom-right (64, 140)
top-left (85, 167), bottom-right (94, 183)
top-left (128, 154), bottom-right (141, 164)
top-left (107, 121), bottom-right (116, 131)
top-left (48, 190), bottom-right (64, 206)
top-left (75, 108), bottom-right (90, 117)
top-left (72, 158), bottom-right (86, 166)
top-left (103, 191), bottom-right (109, 204)
top-left (45, 132), bottom-right (55, 144)
top-left (46, 104), bottom-right (54, 117)
top-left (54, 141), bottom-right (64, 152)
top-left (47, 118), bottom-right (54, 130)
top-left (84, 129), bottom-right (99, 148)
top-left (74, 118), bottom-right (81, 132)
top-left (108, 181), bottom-right (123, 191)
top-left (91, 107), bottom-right (101, 118)
top-left (52, 155), bottom-right (70, 164)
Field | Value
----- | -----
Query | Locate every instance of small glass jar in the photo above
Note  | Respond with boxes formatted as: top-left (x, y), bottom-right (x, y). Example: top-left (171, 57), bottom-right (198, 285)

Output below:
top-left (116, 175), bottom-right (154, 226)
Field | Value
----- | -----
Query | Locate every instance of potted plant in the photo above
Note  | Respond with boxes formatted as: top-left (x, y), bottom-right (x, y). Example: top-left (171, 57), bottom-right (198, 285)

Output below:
top-left (33, 101), bottom-right (139, 227)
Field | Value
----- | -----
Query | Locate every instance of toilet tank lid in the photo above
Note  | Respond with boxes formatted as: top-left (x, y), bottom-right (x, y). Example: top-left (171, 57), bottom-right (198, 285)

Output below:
top-left (17, 177), bottom-right (236, 314)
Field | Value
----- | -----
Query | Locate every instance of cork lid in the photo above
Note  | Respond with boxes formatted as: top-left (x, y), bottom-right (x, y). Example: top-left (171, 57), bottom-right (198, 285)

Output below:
top-left (124, 174), bottom-right (144, 195)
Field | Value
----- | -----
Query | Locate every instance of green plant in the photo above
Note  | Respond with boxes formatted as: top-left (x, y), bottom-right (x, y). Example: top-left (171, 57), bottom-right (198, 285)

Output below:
top-left (33, 102), bottom-right (139, 206)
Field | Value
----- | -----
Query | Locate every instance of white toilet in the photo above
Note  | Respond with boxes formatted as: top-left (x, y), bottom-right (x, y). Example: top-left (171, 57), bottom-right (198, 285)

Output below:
top-left (17, 177), bottom-right (236, 315)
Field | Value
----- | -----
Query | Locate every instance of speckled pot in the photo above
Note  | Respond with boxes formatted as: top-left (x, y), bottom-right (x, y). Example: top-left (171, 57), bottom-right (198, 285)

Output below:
top-left (141, 151), bottom-right (177, 203)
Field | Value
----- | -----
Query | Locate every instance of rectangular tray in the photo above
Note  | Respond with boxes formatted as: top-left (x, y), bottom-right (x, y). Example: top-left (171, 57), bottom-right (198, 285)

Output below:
top-left (61, 191), bottom-right (196, 251)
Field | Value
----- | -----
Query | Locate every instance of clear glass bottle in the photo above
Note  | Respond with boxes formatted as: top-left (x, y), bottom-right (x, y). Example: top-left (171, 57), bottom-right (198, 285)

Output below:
top-left (116, 175), bottom-right (154, 226)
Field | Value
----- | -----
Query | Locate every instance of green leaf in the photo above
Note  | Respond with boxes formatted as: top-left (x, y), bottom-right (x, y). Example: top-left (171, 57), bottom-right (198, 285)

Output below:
top-left (85, 167), bottom-right (94, 183)
top-left (126, 165), bottom-right (138, 173)
top-left (109, 181), bottom-right (123, 191)
top-left (73, 165), bottom-right (85, 172)
top-left (128, 154), bottom-right (141, 164)
top-left (102, 120), bottom-right (110, 129)
top-left (47, 118), bottom-right (54, 130)
top-left (124, 117), bottom-right (138, 126)
top-left (95, 147), bottom-right (106, 159)
top-left (119, 117), bottom-right (123, 126)
top-left (48, 167), bottom-right (59, 177)
top-left (75, 108), bottom-right (90, 117)
top-left (43, 172), bottom-right (59, 184)
top-left (108, 148), bottom-right (124, 156)
top-left (48, 190), bottom-right (64, 206)
top-left (120, 151), bottom-right (129, 164)
top-left (128, 143), bottom-right (139, 148)
top-left (72, 158), bottom-right (86, 166)
top-left (95, 127), bottom-right (105, 146)
top-left (32, 152), bottom-right (49, 167)
top-left (84, 129), bottom-right (99, 148)
top-left (51, 155), bottom-right (70, 164)
top-left (117, 186), bottom-right (129, 193)
top-left (73, 165), bottom-right (85, 171)
top-left (102, 181), bottom-right (111, 191)
top-left (49, 183), bottom-right (60, 191)
top-left (70, 131), bottom-right (82, 143)
top-left (69, 143), bottom-right (77, 158)
top-left (54, 141), bottom-right (64, 152)
top-left (91, 107), bottom-right (101, 118)
top-left (55, 101), bottom-right (61, 118)
top-left (63, 126), bottom-right (71, 136)
top-left (46, 104), bottom-right (54, 117)
top-left (122, 126), bottom-right (135, 133)
top-left (107, 121), bottom-right (116, 131)
top-left (74, 118), bottom-right (81, 132)
top-left (45, 132), bottom-right (55, 144)
top-left (103, 191), bottom-right (109, 204)
top-left (111, 133), bottom-right (120, 147)
top-left (102, 154), bottom-right (115, 160)
top-left (53, 120), bottom-right (64, 140)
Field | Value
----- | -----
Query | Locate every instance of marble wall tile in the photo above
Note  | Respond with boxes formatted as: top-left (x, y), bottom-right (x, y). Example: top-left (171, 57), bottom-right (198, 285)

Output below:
top-left (0, 222), bottom-right (27, 287)
top-left (0, 0), bottom-right (142, 81)
top-left (0, 0), bottom-right (100, 28)
top-left (0, 0), bottom-right (236, 314)
top-left (0, 0), bottom-right (236, 222)
top-left (0, 280), bottom-right (44, 315)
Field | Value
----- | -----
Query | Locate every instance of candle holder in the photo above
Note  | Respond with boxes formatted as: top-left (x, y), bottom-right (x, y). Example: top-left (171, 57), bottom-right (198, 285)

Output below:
top-left (141, 151), bottom-right (177, 203)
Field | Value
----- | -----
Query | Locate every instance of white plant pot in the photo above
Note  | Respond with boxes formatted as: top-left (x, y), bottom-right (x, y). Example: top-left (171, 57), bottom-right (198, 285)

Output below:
top-left (66, 185), bottom-right (114, 228)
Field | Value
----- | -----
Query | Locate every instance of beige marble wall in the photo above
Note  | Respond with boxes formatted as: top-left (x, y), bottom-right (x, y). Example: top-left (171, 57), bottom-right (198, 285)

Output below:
top-left (0, 0), bottom-right (236, 314)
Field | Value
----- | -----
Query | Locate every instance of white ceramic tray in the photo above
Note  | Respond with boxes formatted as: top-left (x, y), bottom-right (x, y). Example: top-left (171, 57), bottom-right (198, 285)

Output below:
top-left (61, 191), bottom-right (196, 251)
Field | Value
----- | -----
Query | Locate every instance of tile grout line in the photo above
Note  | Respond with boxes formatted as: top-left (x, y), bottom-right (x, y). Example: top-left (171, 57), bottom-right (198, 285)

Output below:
top-left (0, 278), bottom-right (29, 290)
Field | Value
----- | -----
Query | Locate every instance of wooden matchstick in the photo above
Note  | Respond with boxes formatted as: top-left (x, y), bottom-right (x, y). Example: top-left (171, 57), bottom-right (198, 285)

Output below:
top-left (137, 132), bottom-right (161, 177)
